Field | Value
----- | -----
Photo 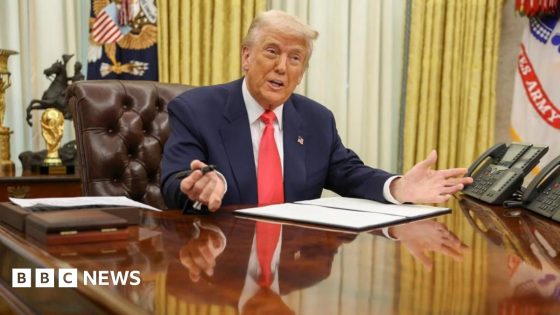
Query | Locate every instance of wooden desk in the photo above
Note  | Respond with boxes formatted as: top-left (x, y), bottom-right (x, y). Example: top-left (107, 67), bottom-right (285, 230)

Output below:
top-left (0, 197), bottom-right (559, 314)
top-left (0, 175), bottom-right (82, 200)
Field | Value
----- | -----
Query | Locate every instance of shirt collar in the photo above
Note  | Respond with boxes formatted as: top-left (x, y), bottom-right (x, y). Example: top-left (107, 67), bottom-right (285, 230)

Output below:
top-left (242, 78), bottom-right (283, 130)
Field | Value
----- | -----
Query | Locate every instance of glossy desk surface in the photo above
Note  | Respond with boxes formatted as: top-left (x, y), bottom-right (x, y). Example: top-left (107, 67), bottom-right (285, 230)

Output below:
top-left (0, 196), bottom-right (559, 314)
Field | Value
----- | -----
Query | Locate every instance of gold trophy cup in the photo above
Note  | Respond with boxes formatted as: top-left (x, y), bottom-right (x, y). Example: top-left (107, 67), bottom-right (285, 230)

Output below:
top-left (35, 108), bottom-right (70, 175)
top-left (0, 49), bottom-right (18, 176)
top-left (41, 108), bottom-right (64, 166)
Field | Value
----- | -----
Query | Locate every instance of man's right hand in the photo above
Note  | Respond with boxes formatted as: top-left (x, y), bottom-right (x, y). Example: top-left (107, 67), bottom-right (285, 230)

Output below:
top-left (180, 160), bottom-right (225, 211)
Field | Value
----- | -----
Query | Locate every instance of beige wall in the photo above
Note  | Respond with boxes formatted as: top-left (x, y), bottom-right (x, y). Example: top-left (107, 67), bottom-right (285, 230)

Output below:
top-left (495, 0), bottom-right (525, 143)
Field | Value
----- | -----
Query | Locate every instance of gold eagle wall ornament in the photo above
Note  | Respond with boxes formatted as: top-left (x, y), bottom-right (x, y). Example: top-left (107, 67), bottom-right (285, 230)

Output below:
top-left (88, 0), bottom-right (157, 78)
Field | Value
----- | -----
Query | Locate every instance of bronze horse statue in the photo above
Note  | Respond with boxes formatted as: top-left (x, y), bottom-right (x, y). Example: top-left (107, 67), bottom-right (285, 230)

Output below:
top-left (25, 54), bottom-right (83, 126)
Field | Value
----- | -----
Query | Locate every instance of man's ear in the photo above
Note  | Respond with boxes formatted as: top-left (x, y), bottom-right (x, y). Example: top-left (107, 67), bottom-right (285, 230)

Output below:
top-left (241, 47), bottom-right (250, 73)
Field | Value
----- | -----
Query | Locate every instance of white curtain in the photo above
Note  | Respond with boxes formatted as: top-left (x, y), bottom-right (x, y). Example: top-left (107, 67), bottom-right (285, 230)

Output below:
top-left (0, 0), bottom-right (89, 174)
top-left (269, 0), bottom-right (405, 172)
top-left (269, 1), bottom-right (406, 314)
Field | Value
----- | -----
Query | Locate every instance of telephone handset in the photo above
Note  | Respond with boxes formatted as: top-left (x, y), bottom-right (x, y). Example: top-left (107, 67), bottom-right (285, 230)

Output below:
top-left (464, 143), bottom-right (548, 204)
top-left (522, 155), bottom-right (560, 221)
top-left (466, 143), bottom-right (508, 176)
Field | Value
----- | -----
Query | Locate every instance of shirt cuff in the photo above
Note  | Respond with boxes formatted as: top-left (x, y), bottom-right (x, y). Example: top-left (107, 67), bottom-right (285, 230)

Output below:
top-left (215, 170), bottom-right (228, 195)
top-left (383, 175), bottom-right (402, 205)
top-left (381, 227), bottom-right (399, 240)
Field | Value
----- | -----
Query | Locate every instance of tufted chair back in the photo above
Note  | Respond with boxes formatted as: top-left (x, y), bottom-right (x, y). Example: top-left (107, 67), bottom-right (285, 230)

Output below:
top-left (67, 80), bottom-right (192, 209)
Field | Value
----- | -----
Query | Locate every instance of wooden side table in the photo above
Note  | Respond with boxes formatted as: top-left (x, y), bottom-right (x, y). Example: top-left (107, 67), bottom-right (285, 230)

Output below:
top-left (0, 174), bottom-right (82, 201)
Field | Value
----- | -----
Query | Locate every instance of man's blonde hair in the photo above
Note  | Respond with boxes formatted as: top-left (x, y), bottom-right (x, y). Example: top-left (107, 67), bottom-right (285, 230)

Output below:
top-left (242, 10), bottom-right (319, 64)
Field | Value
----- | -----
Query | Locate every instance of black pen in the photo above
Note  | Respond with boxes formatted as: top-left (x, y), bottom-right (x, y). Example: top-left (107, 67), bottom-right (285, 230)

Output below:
top-left (175, 165), bottom-right (217, 179)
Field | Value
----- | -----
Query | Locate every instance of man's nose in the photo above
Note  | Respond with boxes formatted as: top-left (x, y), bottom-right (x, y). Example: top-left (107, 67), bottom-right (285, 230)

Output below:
top-left (274, 54), bottom-right (287, 74)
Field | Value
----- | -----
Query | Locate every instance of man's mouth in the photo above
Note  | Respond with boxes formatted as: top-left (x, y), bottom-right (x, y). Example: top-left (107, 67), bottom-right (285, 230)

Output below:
top-left (268, 79), bottom-right (284, 88)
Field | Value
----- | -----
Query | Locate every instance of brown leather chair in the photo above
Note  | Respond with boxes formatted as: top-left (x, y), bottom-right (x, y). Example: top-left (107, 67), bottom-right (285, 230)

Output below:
top-left (67, 80), bottom-right (192, 209)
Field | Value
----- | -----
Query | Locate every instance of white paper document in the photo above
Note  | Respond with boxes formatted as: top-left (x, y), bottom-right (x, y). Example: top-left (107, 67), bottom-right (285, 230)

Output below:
top-left (235, 203), bottom-right (406, 230)
top-left (296, 197), bottom-right (449, 217)
top-left (234, 197), bottom-right (450, 230)
top-left (9, 196), bottom-right (161, 212)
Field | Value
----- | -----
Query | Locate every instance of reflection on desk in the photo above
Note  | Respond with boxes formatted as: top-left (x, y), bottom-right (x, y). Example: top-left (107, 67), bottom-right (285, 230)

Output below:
top-left (460, 196), bottom-right (560, 314)
top-left (0, 198), bottom-right (557, 314)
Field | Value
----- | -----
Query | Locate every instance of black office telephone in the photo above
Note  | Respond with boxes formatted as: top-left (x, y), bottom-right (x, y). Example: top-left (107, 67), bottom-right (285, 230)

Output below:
top-left (464, 143), bottom-right (548, 204)
top-left (521, 155), bottom-right (560, 221)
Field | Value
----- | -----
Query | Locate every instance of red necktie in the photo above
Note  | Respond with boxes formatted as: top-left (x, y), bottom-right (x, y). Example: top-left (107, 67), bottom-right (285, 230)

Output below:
top-left (256, 110), bottom-right (282, 287)
top-left (257, 110), bottom-right (284, 206)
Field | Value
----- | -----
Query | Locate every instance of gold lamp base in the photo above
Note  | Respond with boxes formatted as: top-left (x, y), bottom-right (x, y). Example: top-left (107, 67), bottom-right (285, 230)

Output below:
top-left (0, 160), bottom-right (14, 176)
top-left (0, 126), bottom-right (14, 176)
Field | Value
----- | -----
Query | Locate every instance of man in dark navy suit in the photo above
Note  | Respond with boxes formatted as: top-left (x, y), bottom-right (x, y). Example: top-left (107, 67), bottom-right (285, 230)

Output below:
top-left (161, 10), bottom-right (473, 212)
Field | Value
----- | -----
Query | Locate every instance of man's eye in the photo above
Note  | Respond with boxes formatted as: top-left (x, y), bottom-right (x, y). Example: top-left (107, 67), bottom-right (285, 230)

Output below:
top-left (265, 48), bottom-right (277, 55)
top-left (290, 55), bottom-right (302, 64)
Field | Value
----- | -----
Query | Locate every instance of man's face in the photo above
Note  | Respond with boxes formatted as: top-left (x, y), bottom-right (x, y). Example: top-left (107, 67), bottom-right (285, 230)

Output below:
top-left (242, 27), bottom-right (308, 110)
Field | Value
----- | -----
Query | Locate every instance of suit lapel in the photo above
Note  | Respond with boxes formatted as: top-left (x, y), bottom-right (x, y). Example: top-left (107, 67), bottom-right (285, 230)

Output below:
top-left (219, 80), bottom-right (258, 204)
top-left (282, 99), bottom-right (306, 202)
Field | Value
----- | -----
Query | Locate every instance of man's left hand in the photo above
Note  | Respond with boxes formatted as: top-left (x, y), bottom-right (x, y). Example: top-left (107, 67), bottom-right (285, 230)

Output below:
top-left (390, 150), bottom-right (473, 204)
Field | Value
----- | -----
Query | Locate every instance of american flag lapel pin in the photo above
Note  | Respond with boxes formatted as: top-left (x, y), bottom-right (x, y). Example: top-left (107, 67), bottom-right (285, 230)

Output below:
top-left (297, 136), bottom-right (304, 145)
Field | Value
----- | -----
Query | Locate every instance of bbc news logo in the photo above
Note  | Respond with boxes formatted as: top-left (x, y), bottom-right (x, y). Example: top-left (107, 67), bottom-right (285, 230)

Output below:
top-left (12, 268), bottom-right (141, 288)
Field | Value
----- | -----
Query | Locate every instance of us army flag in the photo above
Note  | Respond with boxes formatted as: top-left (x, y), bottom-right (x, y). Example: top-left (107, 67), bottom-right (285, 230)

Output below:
top-left (510, 16), bottom-right (560, 167)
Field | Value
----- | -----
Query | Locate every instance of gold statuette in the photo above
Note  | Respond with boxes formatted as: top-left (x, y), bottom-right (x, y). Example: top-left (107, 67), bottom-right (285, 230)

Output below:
top-left (0, 49), bottom-right (18, 176)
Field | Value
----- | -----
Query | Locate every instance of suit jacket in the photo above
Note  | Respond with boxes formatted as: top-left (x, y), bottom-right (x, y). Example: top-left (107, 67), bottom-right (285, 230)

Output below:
top-left (161, 78), bottom-right (394, 209)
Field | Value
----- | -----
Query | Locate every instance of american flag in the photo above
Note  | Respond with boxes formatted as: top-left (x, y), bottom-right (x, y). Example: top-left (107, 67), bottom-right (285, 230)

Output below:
top-left (119, 0), bottom-right (133, 26)
top-left (92, 5), bottom-right (124, 44)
